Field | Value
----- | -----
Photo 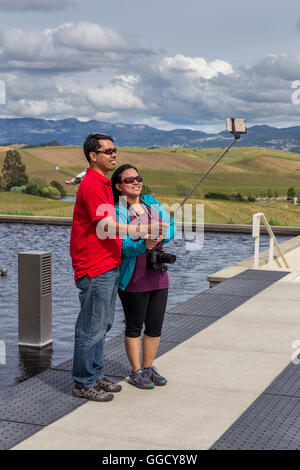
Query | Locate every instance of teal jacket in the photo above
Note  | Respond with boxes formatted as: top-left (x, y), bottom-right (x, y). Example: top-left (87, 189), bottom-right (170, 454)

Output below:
top-left (116, 194), bottom-right (177, 290)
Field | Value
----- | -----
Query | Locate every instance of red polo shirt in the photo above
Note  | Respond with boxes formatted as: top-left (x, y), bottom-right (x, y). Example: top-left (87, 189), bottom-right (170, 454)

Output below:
top-left (70, 168), bottom-right (122, 280)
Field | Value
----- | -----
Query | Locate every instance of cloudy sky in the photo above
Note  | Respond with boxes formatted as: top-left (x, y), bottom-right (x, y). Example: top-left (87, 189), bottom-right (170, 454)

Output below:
top-left (0, 0), bottom-right (299, 131)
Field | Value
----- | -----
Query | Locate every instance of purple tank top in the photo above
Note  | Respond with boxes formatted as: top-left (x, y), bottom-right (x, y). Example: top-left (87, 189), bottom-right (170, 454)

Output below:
top-left (124, 204), bottom-right (169, 293)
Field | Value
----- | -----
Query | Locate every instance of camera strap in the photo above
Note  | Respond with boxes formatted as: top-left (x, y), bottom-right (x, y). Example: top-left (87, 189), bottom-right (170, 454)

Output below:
top-left (127, 200), bottom-right (156, 223)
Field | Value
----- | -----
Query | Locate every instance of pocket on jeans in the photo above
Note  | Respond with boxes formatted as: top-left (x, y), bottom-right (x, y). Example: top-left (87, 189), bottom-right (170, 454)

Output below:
top-left (75, 274), bottom-right (91, 291)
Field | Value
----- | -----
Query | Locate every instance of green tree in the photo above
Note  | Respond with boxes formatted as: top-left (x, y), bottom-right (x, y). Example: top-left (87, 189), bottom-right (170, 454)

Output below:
top-left (30, 177), bottom-right (47, 191)
top-left (10, 185), bottom-right (26, 193)
top-left (287, 187), bottom-right (296, 200)
top-left (25, 177), bottom-right (47, 196)
top-left (267, 188), bottom-right (273, 198)
top-left (204, 192), bottom-right (230, 200)
top-left (25, 178), bottom-right (61, 200)
top-left (25, 183), bottom-right (39, 196)
top-left (1, 150), bottom-right (28, 190)
top-left (50, 180), bottom-right (66, 198)
top-left (40, 185), bottom-right (61, 200)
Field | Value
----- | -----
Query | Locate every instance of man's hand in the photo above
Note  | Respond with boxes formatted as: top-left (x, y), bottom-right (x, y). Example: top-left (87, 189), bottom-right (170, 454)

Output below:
top-left (136, 222), bottom-right (169, 239)
top-left (98, 219), bottom-right (170, 240)
top-left (145, 235), bottom-right (164, 251)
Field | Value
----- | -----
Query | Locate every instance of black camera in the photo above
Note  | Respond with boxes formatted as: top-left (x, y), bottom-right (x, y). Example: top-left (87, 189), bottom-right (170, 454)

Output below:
top-left (147, 247), bottom-right (176, 272)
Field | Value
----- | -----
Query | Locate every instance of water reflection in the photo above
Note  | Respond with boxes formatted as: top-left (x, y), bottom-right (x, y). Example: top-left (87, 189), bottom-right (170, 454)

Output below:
top-left (60, 196), bottom-right (76, 202)
top-left (17, 346), bottom-right (53, 383)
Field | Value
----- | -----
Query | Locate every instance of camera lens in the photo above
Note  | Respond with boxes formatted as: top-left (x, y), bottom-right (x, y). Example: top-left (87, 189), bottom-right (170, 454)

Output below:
top-left (157, 252), bottom-right (176, 264)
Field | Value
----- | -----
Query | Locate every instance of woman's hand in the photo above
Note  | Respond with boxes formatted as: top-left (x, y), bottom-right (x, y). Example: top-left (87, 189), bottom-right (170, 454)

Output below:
top-left (145, 235), bottom-right (164, 251)
top-left (147, 221), bottom-right (169, 239)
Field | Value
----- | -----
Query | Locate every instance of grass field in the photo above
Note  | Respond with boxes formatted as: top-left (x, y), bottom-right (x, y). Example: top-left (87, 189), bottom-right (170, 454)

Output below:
top-left (1, 145), bottom-right (300, 224)
top-left (0, 192), bottom-right (75, 217)
top-left (1, 192), bottom-right (300, 226)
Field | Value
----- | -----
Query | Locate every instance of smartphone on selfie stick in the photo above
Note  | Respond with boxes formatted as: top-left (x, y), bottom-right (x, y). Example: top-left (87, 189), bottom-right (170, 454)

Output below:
top-left (172, 118), bottom-right (247, 215)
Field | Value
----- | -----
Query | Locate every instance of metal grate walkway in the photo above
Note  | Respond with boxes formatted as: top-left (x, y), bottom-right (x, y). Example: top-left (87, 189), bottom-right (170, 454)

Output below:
top-left (211, 360), bottom-right (300, 450)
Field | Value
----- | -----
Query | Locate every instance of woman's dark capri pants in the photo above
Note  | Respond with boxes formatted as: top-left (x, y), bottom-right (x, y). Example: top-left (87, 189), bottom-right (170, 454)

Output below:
top-left (118, 288), bottom-right (168, 337)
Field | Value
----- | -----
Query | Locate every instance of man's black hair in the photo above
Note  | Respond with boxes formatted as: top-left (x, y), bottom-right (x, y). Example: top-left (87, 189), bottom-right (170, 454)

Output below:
top-left (111, 164), bottom-right (138, 204)
top-left (83, 133), bottom-right (114, 163)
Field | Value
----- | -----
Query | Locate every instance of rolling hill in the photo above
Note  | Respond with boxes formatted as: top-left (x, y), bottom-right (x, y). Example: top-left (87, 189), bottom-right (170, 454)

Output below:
top-left (1, 145), bottom-right (300, 198)
top-left (2, 145), bottom-right (300, 224)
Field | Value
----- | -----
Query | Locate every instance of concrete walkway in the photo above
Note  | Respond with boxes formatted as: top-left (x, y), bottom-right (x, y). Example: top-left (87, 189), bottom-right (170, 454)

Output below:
top-left (13, 274), bottom-right (300, 450)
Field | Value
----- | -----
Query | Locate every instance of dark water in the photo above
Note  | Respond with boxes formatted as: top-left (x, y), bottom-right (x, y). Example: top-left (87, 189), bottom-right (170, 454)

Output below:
top-left (0, 223), bottom-right (290, 391)
top-left (60, 196), bottom-right (76, 202)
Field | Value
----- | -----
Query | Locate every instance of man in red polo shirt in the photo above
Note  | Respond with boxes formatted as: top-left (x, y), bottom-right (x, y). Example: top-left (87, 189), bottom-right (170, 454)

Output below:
top-left (70, 133), bottom-right (168, 402)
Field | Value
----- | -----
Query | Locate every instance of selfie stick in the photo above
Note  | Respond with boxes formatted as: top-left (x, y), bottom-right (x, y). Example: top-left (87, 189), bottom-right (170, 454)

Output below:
top-left (173, 118), bottom-right (247, 215)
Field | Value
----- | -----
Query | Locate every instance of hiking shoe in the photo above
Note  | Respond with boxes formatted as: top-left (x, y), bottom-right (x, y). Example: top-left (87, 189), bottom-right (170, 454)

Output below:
top-left (73, 384), bottom-right (114, 402)
top-left (128, 369), bottom-right (155, 389)
top-left (96, 376), bottom-right (122, 393)
top-left (143, 366), bottom-right (167, 386)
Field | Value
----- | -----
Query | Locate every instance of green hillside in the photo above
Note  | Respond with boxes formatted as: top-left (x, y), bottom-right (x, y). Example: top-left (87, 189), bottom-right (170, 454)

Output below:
top-left (2, 145), bottom-right (300, 197)
top-left (1, 145), bottom-right (300, 225)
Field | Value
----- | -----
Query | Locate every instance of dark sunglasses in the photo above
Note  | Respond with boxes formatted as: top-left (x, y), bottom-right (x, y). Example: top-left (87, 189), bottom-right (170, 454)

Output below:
top-left (96, 147), bottom-right (117, 156)
top-left (121, 175), bottom-right (143, 184)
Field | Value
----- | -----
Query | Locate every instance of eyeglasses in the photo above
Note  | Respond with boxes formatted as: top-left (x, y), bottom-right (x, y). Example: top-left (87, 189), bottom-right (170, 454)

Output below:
top-left (121, 175), bottom-right (143, 184)
top-left (95, 147), bottom-right (117, 156)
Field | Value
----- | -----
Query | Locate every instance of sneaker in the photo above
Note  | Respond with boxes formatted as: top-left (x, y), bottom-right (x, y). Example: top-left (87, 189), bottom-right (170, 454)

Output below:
top-left (73, 384), bottom-right (114, 402)
top-left (96, 376), bottom-right (122, 393)
top-left (128, 369), bottom-right (155, 389)
top-left (143, 366), bottom-right (167, 386)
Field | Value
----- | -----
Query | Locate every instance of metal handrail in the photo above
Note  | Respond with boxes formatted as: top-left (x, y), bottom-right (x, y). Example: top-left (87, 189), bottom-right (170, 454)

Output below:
top-left (252, 213), bottom-right (289, 269)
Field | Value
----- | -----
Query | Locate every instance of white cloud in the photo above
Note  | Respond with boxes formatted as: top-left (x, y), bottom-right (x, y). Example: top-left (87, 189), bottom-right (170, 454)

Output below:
top-left (17, 99), bottom-right (51, 116)
top-left (114, 74), bottom-right (139, 85)
top-left (0, 49), bottom-right (300, 128)
top-left (253, 53), bottom-right (300, 81)
top-left (159, 54), bottom-right (233, 79)
top-left (0, 22), bottom-right (154, 72)
top-left (132, 52), bottom-right (300, 126)
top-left (94, 111), bottom-right (119, 120)
top-left (53, 22), bottom-right (133, 52)
top-left (86, 75), bottom-right (145, 111)
top-left (0, 0), bottom-right (72, 11)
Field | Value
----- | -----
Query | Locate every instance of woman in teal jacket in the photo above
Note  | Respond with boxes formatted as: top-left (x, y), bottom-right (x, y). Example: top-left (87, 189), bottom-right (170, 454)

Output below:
top-left (111, 164), bottom-right (176, 389)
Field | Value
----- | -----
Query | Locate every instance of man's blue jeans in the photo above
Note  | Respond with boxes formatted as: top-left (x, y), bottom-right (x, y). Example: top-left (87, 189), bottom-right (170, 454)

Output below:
top-left (72, 268), bottom-right (119, 389)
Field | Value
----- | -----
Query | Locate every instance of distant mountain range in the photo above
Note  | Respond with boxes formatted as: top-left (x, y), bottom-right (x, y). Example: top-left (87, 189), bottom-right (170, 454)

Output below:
top-left (0, 118), bottom-right (300, 152)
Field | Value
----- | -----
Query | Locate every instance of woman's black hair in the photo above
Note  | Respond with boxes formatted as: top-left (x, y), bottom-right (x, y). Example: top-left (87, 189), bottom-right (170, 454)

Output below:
top-left (111, 164), bottom-right (138, 204)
